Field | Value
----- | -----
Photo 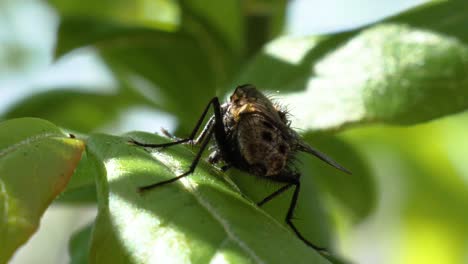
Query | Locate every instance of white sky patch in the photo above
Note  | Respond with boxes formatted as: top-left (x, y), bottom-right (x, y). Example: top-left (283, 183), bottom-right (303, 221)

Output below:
top-left (0, 49), bottom-right (117, 115)
top-left (34, 49), bottom-right (117, 92)
top-left (286, 0), bottom-right (427, 35)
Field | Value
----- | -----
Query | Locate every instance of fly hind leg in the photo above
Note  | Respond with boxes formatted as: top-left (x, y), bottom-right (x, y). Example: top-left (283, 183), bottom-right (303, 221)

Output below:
top-left (256, 175), bottom-right (328, 253)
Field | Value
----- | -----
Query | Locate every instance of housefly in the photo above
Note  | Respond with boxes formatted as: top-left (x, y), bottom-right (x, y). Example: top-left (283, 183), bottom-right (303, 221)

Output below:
top-left (130, 84), bottom-right (350, 252)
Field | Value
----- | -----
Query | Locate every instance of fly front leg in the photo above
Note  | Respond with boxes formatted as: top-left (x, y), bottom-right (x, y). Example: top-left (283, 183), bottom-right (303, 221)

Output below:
top-left (129, 97), bottom-right (219, 149)
top-left (138, 126), bottom-right (215, 192)
top-left (136, 97), bottom-right (228, 192)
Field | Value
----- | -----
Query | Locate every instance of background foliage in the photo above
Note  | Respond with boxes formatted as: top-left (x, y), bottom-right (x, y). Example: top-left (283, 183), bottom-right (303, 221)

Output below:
top-left (1, 0), bottom-right (468, 263)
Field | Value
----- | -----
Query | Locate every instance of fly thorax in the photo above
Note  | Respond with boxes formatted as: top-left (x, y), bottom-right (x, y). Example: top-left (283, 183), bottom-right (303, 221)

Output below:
top-left (236, 114), bottom-right (291, 176)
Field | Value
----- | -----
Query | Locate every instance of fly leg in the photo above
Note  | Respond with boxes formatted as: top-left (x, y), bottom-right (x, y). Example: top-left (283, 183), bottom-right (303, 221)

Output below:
top-left (256, 175), bottom-right (328, 253)
top-left (134, 97), bottom-right (228, 192)
top-left (130, 97), bottom-right (220, 148)
top-left (138, 126), bottom-right (214, 192)
top-left (256, 182), bottom-right (294, 206)
top-left (160, 127), bottom-right (178, 140)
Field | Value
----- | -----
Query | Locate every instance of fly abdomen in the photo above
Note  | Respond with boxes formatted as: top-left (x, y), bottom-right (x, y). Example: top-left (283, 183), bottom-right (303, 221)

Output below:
top-left (236, 114), bottom-right (291, 176)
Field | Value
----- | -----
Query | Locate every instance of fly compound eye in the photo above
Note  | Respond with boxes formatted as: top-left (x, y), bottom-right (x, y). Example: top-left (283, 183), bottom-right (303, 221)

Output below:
top-left (231, 97), bottom-right (241, 105)
top-left (230, 91), bottom-right (243, 104)
top-left (233, 84), bottom-right (255, 98)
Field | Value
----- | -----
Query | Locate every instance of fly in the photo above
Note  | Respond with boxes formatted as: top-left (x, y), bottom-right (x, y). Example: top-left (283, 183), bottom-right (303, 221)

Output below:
top-left (130, 84), bottom-right (351, 253)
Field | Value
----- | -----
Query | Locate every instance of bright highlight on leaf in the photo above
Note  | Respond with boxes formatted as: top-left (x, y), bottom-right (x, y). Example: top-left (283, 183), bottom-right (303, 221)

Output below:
top-left (265, 36), bottom-right (319, 65)
top-left (86, 132), bottom-right (332, 264)
top-left (238, 6), bottom-right (468, 132)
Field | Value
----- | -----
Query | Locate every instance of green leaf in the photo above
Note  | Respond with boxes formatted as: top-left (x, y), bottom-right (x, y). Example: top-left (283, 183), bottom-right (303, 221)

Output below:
top-left (2, 89), bottom-right (131, 133)
top-left (0, 118), bottom-right (85, 263)
top-left (301, 134), bottom-right (375, 222)
top-left (69, 223), bottom-right (93, 264)
top-left (86, 132), bottom-right (334, 263)
top-left (48, 0), bottom-right (180, 30)
top-left (236, 1), bottom-right (468, 131)
top-left (181, 0), bottom-right (245, 56)
top-left (56, 151), bottom-right (98, 204)
top-left (341, 115), bottom-right (468, 263)
top-left (228, 167), bottom-right (333, 248)
top-left (242, 0), bottom-right (289, 56)
top-left (178, 0), bottom-right (244, 85)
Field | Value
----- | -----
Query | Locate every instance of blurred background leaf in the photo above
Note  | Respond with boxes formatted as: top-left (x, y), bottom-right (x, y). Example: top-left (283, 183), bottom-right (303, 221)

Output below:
top-left (339, 113), bottom-right (468, 264)
top-left (242, 0), bottom-right (288, 56)
top-left (50, 0), bottom-right (245, 131)
top-left (48, 0), bottom-right (180, 30)
top-left (301, 135), bottom-right (375, 222)
top-left (69, 223), bottom-right (93, 264)
top-left (55, 16), bottom-right (220, 129)
top-left (2, 89), bottom-right (137, 133)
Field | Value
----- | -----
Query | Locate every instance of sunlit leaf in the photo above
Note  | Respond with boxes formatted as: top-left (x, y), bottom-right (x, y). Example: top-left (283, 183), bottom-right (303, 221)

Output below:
top-left (229, 166), bottom-right (333, 249)
top-left (236, 1), bottom-right (468, 131)
top-left (86, 132), bottom-right (337, 263)
top-left (56, 151), bottom-right (98, 204)
top-left (48, 0), bottom-right (180, 30)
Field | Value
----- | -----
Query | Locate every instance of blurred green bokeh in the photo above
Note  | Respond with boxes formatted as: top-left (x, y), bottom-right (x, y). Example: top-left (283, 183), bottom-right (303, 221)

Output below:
top-left (1, 0), bottom-right (467, 263)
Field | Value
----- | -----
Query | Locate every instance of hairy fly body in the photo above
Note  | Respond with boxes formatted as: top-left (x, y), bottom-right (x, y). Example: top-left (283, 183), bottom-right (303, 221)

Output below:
top-left (131, 84), bottom-right (350, 252)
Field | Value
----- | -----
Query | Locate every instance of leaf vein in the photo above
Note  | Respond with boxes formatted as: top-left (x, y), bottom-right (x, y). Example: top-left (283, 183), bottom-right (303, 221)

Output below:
top-left (181, 178), bottom-right (265, 264)
top-left (0, 133), bottom-right (62, 158)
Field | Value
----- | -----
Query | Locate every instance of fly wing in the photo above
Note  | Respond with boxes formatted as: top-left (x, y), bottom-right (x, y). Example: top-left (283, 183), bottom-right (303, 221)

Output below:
top-left (298, 142), bottom-right (351, 174)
